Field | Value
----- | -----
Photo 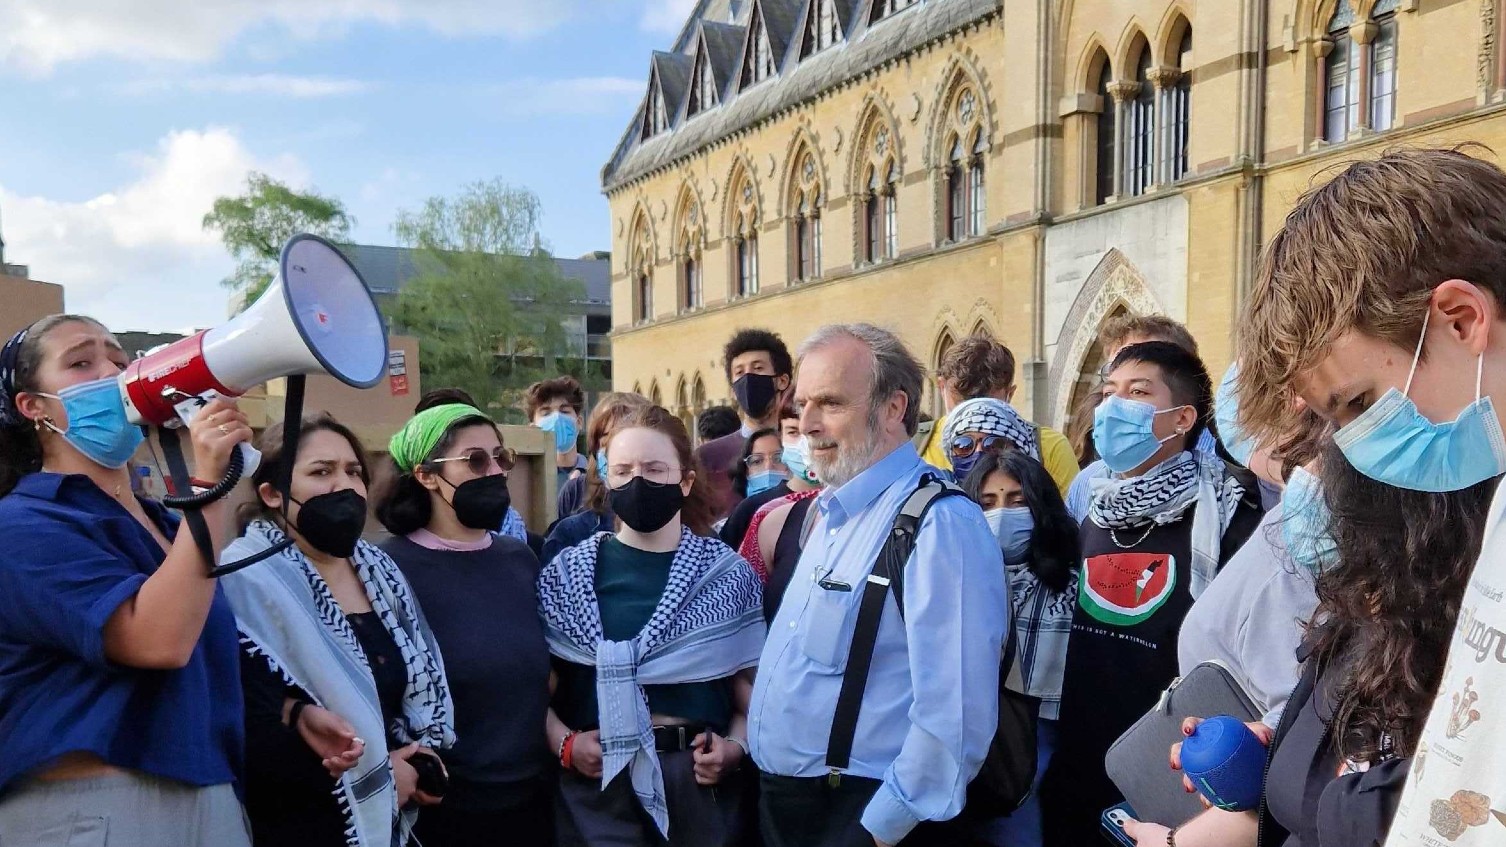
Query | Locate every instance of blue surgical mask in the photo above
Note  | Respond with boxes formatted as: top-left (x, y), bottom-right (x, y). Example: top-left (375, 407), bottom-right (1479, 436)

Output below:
top-left (985, 506), bottom-right (1035, 566)
top-left (39, 376), bottom-right (143, 469)
top-left (1333, 308), bottom-right (1506, 492)
top-left (536, 411), bottom-right (579, 454)
top-left (595, 448), bottom-right (608, 473)
top-left (782, 437), bottom-right (820, 485)
top-left (1215, 362), bottom-right (1256, 467)
top-left (746, 470), bottom-right (787, 496)
top-left (1093, 394), bottom-right (1191, 474)
top-left (1280, 467), bottom-right (1337, 572)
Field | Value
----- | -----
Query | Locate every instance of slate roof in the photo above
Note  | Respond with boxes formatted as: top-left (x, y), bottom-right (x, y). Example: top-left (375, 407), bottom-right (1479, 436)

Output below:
top-left (341, 243), bottom-right (611, 310)
top-left (603, 0), bottom-right (999, 192)
top-left (758, 0), bottom-right (806, 70)
top-left (700, 21), bottom-right (747, 99)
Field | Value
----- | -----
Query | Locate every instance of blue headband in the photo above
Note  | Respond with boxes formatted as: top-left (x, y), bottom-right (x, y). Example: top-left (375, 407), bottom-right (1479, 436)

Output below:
top-left (0, 327), bottom-right (29, 427)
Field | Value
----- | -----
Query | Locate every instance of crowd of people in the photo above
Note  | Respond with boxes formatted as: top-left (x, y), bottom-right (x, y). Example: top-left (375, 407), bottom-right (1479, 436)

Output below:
top-left (0, 146), bottom-right (1503, 847)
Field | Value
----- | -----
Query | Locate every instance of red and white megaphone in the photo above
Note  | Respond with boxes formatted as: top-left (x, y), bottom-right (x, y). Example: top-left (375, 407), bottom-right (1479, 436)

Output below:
top-left (120, 234), bottom-right (388, 477)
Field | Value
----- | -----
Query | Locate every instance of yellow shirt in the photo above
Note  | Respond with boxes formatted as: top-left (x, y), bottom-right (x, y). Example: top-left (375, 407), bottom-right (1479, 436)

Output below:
top-left (922, 412), bottom-right (1079, 498)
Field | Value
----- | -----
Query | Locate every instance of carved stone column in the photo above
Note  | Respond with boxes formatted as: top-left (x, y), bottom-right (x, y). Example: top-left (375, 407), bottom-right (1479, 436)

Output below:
top-left (1148, 67), bottom-right (1183, 185)
top-left (1107, 80), bottom-right (1141, 199)
top-left (1311, 38), bottom-right (1335, 145)
top-left (1351, 21), bottom-right (1379, 132)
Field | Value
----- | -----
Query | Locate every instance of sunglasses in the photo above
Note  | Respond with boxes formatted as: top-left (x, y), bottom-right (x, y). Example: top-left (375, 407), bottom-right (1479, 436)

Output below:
top-left (948, 434), bottom-right (1016, 461)
top-left (428, 446), bottom-right (516, 476)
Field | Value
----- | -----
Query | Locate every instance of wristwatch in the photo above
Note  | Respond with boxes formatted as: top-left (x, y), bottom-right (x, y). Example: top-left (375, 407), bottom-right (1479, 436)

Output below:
top-left (1167, 825), bottom-right (1179, 847)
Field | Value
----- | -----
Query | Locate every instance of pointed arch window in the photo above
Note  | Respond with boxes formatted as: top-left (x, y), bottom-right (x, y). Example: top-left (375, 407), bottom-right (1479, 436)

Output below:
top-left (941, 85), bottom-right (986, 241)
top-left (1370, 0), bottom-right (1399, 132)
top-left (1126, 47), bottom-right (1155, 198)
top-left (690, 53), bottom-right (717, 116)
top-left (968, 130), bottom-right (987, 235)
top-left (1169, 28), bottom-right (1192, 181)
top-left (884, 162), bottom-right (899, 259)
top-left (859, 121), bottom-right (898, 264)
top-left (790, 151), bottom-right (824, 283)
top-left (637, 272), bottom-right (653, 322)
top-left (1094, 61), bottom-right (1115, 205)
top-left (1324, 1), bottom-right (1359, 142)
top-left (730, 174), bottom-right (761, 297)
top-left (675, 196), bottom-right (704, 312)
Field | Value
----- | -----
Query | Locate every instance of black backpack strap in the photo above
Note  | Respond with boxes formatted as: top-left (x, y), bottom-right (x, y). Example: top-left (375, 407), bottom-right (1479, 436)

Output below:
top-left (824, 473), bottom-right (967, 783)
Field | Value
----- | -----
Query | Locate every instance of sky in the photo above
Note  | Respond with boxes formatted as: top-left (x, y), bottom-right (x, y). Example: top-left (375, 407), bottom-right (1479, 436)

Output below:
top-left (0, 0), bottom-right (700, 333)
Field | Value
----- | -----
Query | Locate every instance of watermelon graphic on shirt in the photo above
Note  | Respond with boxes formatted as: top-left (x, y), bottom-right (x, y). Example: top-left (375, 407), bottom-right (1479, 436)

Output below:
top-left (1080, 551), bottom-right (1177, 626)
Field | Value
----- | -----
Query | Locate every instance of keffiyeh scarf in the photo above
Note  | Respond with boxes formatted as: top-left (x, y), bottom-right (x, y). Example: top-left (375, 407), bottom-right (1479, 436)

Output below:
top-left (942, 397), bottom-right (1041, 460)
top-left (538, 528), bottom-right (764, 838)
top-left (221, 521), bottom-right (456, 847)
top-left (1088, 451), bottom-right (1245, 599)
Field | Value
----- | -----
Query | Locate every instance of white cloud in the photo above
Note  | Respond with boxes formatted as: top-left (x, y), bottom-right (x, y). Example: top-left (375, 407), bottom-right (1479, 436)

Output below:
top-left (0, 0), bottom-right (586, 73)
top-left (490, 76), bottom-right (644, 116)
top-left (639, 0), bottom-right (700, 35)
top-left (0, 128), bottom-right (307, 331)
top-left (119, 73), bottom-right (372, 99)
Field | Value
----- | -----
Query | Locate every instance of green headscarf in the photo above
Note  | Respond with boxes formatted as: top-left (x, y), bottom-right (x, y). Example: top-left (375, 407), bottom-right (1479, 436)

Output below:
top-left (389, 404), bottom-right (493, 473)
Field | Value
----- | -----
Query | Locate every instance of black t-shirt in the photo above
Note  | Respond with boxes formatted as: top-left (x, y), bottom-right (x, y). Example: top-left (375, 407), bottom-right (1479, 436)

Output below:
top-left (719, 481), bottom-right (792, 550)
top-left (382, 535), bottom-right (553, 807)
top-left (1043, 491), bottom-right (1262, 843)
top-left (345, 611), bottom-right (406, 747)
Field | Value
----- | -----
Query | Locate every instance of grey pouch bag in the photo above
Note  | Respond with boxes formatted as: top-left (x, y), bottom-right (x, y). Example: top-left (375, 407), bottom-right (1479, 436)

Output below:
top-left (1104, 661), bottom-right (1262, 826)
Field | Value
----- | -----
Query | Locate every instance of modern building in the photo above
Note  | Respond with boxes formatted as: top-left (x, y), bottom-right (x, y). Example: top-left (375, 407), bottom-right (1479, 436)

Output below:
top-left (343, 243), bottom-right (614, 408)
top-left (602, 0), bottom-right (1496, 437)
top-left (0, 214), bottom-right (64, 340)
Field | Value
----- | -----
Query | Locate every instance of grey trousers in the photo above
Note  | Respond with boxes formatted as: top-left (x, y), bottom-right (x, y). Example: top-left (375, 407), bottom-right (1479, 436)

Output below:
top-left (0, 773), bottom-right (250, 847)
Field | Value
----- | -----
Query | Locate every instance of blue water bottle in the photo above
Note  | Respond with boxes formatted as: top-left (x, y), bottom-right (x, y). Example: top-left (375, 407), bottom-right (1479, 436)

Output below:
top-left (1180, 715), bottom-right (1266, 812)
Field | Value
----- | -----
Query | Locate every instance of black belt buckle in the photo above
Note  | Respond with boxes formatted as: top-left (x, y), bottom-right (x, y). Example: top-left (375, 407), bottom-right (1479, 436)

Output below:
top-left (653, 724), bottom-right (700, 752)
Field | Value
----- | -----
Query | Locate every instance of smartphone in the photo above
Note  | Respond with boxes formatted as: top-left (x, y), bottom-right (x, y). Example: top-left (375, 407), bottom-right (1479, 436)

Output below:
top-left (1101, 801), bottom-right (1138, 847)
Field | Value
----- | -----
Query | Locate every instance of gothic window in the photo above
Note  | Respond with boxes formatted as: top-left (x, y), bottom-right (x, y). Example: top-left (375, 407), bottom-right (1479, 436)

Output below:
top-left (1170, 27), bottom-right (1192, 181)
top-left (730, 172), bottom-right (761, 297)
top-left (676, 195), bottom-right (704, 312)
top-left (870, 0), bottom-right (917, 24)
top-left (643, 80), bottom-right (668, 139)
top-left (689, 50), bottom-right (717, 116)
top-left (1094, 59), bottom-right (1115, 205)
top-left (1324, 1), bottom-right (1360, 142)
top-left (789, 150), bottom-right (825, 283)
top-left (629, 214), bottom-right (654, 323)
top-left (941, 85), bottom-right (986, 241)
top-left (637, 272), bottom-right (653, 322)
top-left (1370, 0), bottom-right (1399, 132)
top-left (859, 119), bottom-right (898, 263)
top-left (741, 6), bottom-right (777, 88)
top-left (802, 0), bottom-right (843, 57)
top-left (1126, 46), bottom-right (1155, 198)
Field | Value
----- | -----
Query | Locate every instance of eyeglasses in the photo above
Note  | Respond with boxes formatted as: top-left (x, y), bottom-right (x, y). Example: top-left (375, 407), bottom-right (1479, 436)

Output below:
top-left (949, 434), bottom-right (1017, 461)
top-left (428, 446), bottom-right (516, 476)
top-left (606, 462), bottom-right (683, 488)
top-left (743, 452), bottom-right (789, 472)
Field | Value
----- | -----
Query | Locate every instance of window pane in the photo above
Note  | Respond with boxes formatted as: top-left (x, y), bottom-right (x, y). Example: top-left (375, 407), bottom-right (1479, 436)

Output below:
top-left (1324, 34), bottom-right (1351, 142)
top-left (884, 194), bottom-right (897, 259)
top-left (948, 167), bottom-right (964, 241)
top-left (1095, 66), bottom-right (1115, 204)
top-left (969, 165), bottom-right (985, 236)
top-left (813, 213), bottom-right (822, 276)
top-left (1370, 19), bottom-right (1396, 132)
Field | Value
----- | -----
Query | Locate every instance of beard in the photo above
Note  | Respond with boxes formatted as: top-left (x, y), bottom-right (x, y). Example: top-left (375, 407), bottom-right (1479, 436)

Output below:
top-left (808, 409), bottom-right (882, 489)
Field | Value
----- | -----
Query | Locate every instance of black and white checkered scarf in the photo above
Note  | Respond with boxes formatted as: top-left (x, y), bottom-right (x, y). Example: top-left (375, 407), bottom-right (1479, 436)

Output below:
top-left (1088, 451), bottom-right (1245, 598)
top-left (942, 397), bottom-right (1041, 460)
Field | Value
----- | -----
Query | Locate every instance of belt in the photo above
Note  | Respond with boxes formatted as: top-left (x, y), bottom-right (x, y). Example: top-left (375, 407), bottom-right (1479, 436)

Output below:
top-left (652, 724), bottom-right (710, 753)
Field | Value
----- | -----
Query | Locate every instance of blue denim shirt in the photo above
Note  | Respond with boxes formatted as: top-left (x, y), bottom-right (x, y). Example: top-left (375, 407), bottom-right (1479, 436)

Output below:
top-left (749, 443), bottom-right (1008, 844)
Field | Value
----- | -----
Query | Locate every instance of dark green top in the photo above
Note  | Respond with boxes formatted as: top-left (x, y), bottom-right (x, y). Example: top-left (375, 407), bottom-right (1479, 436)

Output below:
top-left (552, 537), bottom-right (733, 732)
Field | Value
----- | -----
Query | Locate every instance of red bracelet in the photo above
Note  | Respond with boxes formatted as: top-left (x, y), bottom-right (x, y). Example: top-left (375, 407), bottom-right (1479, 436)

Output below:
top-left (561, 732), bottom-right (579, 770)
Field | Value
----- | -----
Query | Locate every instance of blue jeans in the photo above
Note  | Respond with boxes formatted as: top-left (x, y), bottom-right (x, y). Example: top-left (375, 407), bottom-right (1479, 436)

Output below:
top-left (974, 717), bottom-right (1059, 847)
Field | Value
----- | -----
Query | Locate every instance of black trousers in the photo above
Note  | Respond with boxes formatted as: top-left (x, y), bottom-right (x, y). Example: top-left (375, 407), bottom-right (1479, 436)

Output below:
top-left (758, 773), bottom-right (980, 847)
top-left (412, 778), bottom-right (554, 847)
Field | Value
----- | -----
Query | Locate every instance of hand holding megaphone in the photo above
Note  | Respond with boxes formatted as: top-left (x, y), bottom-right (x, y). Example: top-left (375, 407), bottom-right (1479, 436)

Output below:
top-left (180, 396), bottom-right (256, 483)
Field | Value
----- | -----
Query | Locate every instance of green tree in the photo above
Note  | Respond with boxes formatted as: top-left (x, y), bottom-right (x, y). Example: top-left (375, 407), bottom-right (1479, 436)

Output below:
top-left (388, 180), bottom-right (585, 421)
top-left (203, 172), bottom-right (353, 307)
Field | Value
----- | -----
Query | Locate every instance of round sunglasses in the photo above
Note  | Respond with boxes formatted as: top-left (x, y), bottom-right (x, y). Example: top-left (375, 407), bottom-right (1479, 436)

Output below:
top-left (948, 433), bottom-right (1017, 460)
top-left (428, 446), bottom-right (517, 475)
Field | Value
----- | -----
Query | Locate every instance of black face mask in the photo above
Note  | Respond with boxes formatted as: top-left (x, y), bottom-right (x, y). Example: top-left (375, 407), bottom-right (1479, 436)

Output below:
top-left (732, 373), bottom-right (779, 419)
top-left (608, 477), bottom-right (685, 534)
top-left (291, 489), bottom-right (368, 559)
top-left (442, 473), bottom-right (512, 530)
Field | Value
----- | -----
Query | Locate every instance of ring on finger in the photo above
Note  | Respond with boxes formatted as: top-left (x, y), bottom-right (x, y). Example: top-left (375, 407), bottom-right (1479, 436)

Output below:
top-left (217, 424), bottom-right (230, 435)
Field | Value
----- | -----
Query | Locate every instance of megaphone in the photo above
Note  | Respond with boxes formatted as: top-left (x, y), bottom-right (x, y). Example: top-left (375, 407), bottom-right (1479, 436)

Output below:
top-left (120, 234), bottom-right (388, 478)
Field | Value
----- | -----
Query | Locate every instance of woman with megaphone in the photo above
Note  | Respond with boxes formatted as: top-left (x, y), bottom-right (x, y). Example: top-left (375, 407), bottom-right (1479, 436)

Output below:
top-left (221, 412), bottom-right (455, 847)
top-left (0, 315), bottom-right (253, 846)
top-left (372, 401), bottom-right (555, 847)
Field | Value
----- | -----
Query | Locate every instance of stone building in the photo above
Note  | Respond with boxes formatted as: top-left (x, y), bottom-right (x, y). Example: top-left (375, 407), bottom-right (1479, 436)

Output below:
top-left (602, 0), bottom-right (1506, 435)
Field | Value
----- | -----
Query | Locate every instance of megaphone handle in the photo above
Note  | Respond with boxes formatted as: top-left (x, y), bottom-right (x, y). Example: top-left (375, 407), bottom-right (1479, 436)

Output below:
top-left (237, 442), bottom-right (263, 478)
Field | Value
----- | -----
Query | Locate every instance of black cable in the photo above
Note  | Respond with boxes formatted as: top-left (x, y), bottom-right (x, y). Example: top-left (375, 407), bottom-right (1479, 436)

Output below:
top-left (161, 445), bottom-right (244, 510)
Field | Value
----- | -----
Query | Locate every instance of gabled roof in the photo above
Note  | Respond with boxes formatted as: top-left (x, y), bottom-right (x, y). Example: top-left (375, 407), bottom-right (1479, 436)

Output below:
top-left (643, 50), bottom-right (693, 137)
top-left (758, 0), bottom-right (805, 69)
top-left (793, 0), bottom-right (857, 59)
top-left (699, 21), bottom-right (747, 94)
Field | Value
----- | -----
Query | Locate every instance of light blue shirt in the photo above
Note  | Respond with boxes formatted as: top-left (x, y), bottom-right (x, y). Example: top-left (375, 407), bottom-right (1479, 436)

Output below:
top-left (1066, 428), bottom-right (1219, 521)
top-left (749, 443), bottom-right (1008, 845)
